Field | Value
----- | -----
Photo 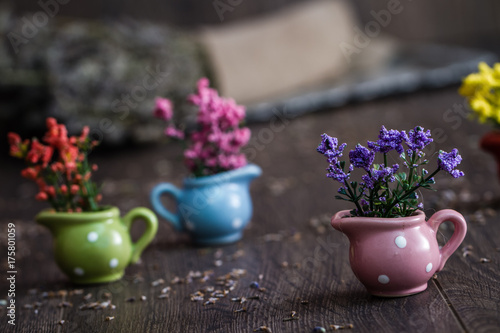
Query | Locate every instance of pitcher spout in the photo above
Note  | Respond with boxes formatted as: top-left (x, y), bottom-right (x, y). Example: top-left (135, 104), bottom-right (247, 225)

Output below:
top-left (241, 163), bottom-right (262, 181)
top-left (36, 211), bottom-right (61, 237)
top-left (331, 210), bottom-right (351, 233)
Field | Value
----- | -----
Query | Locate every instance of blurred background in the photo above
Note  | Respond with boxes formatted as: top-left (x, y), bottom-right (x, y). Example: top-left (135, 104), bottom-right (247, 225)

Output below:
top-left (1, 0), bottom-right (499, 147)
top-left (1, 0), bottom-right (499, 263)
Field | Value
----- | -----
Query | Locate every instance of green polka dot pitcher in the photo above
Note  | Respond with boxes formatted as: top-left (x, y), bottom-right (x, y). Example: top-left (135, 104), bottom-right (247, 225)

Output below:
top-left (36, 206), bottom-right (158, 284)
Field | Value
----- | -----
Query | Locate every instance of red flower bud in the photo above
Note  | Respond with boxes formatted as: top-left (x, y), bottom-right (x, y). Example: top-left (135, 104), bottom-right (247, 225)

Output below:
top-left (20, 167), bottom-right (38, 180)
top-left (9, 145), bottom-right (22, 158)
top-left (46, 117), bottom-right (57, 129)
top-left (80, 126), bottom-right (89, 142)
top-left (7, 132), bottom-right (21, 146)
top-left (35, 192), bottom-right (48, 201)
top-left (70, 184), bottom-right (79, 195)
top-left (35, 178), bottom-right (46, 189)
top-left (46, 186), bottom-right (56, 197)
top-left (26, 140), bottom-right (52, 167)
top-left (42, 146), bottom-right (53, 168)
top-left (51, 162), bottom-right (64, 172)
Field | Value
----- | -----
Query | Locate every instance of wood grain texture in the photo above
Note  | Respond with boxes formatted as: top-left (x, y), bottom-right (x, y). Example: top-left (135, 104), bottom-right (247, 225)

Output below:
top-left (1, 87), bottom-right (499, 332)
top-left (432, 216), bottom-right (500, 333)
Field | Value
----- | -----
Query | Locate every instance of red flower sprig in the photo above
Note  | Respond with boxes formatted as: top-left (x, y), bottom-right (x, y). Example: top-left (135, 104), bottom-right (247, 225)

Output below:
top-left (8, 118), bottom-right (102, 212)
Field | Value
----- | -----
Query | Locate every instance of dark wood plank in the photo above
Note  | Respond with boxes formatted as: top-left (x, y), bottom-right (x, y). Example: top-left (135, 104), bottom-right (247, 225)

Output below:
top-left (2, 87), bottom-right (500, 332)
top-left (433, 213), bottom-right (500, 333)
top-left (17, 233), bottom-right (461, 333)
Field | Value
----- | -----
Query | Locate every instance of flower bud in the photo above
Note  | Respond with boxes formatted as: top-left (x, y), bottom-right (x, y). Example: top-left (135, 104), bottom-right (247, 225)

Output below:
top-left (70, 184), bottom-right (79, 195)
top-left (46, 186), bottom-right (56, 197)
top-left (35, 192), bottom-right (48, 201)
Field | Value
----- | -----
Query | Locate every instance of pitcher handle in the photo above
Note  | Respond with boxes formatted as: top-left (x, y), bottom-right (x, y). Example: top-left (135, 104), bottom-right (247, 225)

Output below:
top-left (150, 183), bottom-right (184, 231)
top-left (122, 207), bottom-right (158, 264)
top-left (428, 209), bottom-right (467, 272)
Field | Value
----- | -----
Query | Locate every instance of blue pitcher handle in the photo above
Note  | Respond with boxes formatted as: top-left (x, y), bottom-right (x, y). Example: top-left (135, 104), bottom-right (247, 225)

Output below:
top-left (150, 183), bottom-right (184, 231)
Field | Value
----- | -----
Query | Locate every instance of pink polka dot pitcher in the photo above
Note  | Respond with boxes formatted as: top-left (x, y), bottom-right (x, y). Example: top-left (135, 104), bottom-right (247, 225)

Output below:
top-left (331, 209), bottom-right (467, 297)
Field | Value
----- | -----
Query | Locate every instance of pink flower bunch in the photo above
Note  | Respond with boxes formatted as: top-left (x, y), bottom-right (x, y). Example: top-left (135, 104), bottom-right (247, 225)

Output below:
top-left (154, 78), bottom-right (250, 177)
top-left (8, 118), bottom-right (102, 212)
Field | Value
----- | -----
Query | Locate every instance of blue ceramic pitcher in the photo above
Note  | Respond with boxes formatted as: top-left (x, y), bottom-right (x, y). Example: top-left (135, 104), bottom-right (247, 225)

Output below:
top-left (150, 164), bottom-right (262, 245)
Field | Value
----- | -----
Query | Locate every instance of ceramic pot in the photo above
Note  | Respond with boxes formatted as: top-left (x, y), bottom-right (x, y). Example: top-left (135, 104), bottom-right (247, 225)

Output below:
top-left (150, 164), bottom-right (262, 245)
top-left (480, 131), bottom-right (500, 180)
top-left (331, 209), bottom-right (467, 297)
top-left (36, 206), bottom-right (158, 284)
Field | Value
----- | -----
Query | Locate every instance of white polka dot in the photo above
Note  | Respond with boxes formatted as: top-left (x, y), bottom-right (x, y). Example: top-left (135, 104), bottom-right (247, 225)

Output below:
top-left (229, 194), bottom-right (241, 208)
top-left (109, 258), bottom-right (119, 268)
top-left (395, 236), bottom-right (407, 249)
top-left (426, 263), bottom-right (433, 273)
top-left (87, 231), bottom-right (98, 242)
top-left (74, 267), bottom-right (84, 276)
top-left (112, 233), bottom-right (122, 245)
top-left (378, 275), bottom-right (390, 284)
top-left (232, 218), bottom-right (243, 229)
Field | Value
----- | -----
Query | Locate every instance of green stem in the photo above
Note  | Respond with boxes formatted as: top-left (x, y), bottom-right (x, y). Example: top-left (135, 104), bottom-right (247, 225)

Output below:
top-left (383, 153), bottom-right (391, 203)
top-left (404, 153), bottom-right (417, 216)
top-left (366, 170), bottom-right (374, 212)
top-left (383, 168), bottom-right (440, 217)
top-left (369, 188), bottom-right (374, 212)
top-left (346, 182), bottom-right (364, 215)
top-left (407, 154), bottom-right (415, 188)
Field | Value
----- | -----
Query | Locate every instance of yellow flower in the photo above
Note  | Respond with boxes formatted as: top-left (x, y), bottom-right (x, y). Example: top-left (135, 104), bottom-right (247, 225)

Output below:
top-left (470, 97), bottom-right (492, 123)
top-left (459, 62), bottom-right (500, 126)
top-left (459, 73), bottom-right (483, 97)
top-left (479, 62), bottom-right (500, 87)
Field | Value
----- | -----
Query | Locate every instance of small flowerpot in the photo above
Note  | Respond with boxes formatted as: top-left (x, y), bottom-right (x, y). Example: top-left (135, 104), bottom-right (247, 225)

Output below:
top-left (480, 130), bottom-right (500, 181)
top-left (150, 164), bottom-right (262, 245)
top-left (36, 206), bottom-right (158, 284)
top-left (331, 209), bottom-right (467, 297)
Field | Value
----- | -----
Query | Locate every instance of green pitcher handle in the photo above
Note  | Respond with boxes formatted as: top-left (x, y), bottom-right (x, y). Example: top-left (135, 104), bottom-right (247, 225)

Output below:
top-left (122, 207), bottom-right (158, 264)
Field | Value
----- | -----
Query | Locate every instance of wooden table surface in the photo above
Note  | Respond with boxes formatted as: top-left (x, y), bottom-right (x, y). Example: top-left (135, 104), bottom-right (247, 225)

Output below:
top-left (1, 87), bottom-right (499, 333)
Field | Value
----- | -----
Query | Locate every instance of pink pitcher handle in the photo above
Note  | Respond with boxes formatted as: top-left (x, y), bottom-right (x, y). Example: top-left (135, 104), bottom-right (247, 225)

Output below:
top-left (428, 209), bottom-right (467, 272)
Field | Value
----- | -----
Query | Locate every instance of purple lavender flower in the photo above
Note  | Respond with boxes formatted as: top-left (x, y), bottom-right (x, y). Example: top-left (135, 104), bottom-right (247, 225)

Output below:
top-left (326, 164), bottom-right (351, 183)
top-left (317, 134), bottom-right (347, 164)
top-left (405, 126), bottom-right (433, 152)
top-left (360, 199), bottom-right (369, 207)
top-left (367, 126), bottom-right (405, 154)
top-left (361, 164), bottom-right (399, 189)
top-left (438, 149), bottom-right (465, 178)
top-left (318, 127), bottom-right (465, 218)
top-left (349, 144), bottom-right (375, 171)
